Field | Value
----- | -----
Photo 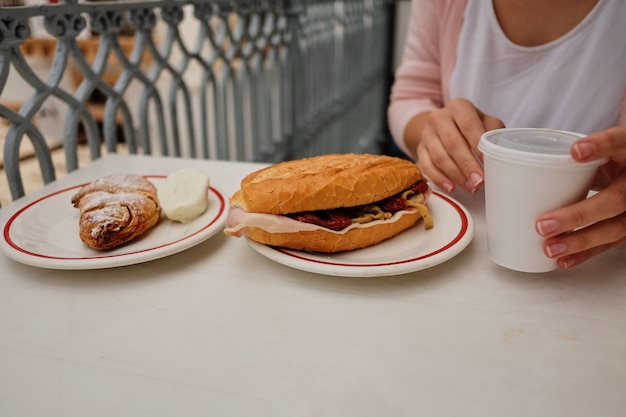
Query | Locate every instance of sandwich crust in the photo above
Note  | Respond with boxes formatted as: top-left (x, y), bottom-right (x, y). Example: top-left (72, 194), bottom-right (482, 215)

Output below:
top-left (238, 153), bottom-right (424, 214)
top-left (244, 209), bottom-right (424, 252)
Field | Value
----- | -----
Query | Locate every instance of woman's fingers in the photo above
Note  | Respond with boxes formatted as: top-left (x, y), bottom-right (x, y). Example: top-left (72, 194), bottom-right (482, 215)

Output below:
top-left (416, 146), bottom-right (457, 193)
top-left (571, 127), bottom-right (626, 163)
top-left (537, 128), bottom-right (626, 268)
top-left (416, 99), bottom-right (503, 193)
top-left (538, 189), bottom-right (626, 269)
top-left (549, 230), bottom-right (626, 270)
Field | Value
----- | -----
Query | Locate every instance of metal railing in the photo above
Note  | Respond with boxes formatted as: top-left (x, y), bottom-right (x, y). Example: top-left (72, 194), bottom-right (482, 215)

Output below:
top-left (0, 0), bottom-right (394, 201)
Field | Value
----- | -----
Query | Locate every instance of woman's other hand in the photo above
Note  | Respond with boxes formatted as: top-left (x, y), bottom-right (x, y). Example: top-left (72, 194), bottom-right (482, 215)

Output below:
top-left (406, 98), bottom-right (504, 193)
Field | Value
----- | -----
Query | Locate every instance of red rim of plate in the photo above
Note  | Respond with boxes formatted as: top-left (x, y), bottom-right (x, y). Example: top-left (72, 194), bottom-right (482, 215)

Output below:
top-left (2, 175), bottom-right (226, 261)
top-left (267, 191), bottom-right (470, 268)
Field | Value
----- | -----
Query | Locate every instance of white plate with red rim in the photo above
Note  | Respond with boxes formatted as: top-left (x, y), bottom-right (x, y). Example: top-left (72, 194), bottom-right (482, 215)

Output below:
top-left (1, 176), bottom-right (227, 270)
top-left (246, 191), bottom-right (474, 277)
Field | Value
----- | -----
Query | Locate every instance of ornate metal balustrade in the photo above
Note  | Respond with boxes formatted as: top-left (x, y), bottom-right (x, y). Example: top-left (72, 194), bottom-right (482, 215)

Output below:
top-left (0, 0), bottom-right (394, 201)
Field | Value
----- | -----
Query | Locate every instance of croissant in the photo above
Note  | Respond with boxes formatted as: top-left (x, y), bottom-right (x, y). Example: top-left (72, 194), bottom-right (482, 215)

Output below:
top-left (71, 173), bottom-right (161, 250)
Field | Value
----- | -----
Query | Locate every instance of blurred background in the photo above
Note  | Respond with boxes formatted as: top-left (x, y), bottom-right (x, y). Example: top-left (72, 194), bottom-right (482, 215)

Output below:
top-left (0, 0), bottom-right (412, 205)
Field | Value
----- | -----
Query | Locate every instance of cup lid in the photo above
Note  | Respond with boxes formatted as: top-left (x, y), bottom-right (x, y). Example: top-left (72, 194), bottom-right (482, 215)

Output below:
top-left (478, 128), bottom-right (605, 168)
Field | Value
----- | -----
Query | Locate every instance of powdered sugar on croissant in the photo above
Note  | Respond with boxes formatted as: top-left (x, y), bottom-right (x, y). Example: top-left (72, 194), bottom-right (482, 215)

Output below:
top-left (71, 173), bottom-right (161, 250)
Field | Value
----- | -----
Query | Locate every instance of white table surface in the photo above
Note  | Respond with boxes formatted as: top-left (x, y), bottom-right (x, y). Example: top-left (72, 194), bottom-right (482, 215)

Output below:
top-left (0, 154), bottom-right (625, 417)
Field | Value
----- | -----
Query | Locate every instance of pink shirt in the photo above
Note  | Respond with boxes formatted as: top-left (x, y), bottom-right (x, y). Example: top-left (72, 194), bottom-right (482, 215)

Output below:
top-left (388, 0), bottom-right (626, 158)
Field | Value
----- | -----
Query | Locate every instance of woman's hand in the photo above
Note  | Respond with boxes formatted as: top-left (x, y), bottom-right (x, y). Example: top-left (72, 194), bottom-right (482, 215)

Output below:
top-left (407, 98), bottom-right (504, 193)
top-left (536, 127), bottom-right (626, 269)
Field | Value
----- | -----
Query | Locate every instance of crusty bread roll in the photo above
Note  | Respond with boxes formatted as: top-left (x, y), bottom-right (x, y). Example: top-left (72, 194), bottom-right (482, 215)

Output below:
top-left (71, 173), bottom-right (161, 250)
top-left (225, 154), bottom-right (433, 253)
top-left (239, 153), bottom-right (425, 214)
top-left (244, 206), bottom-right (425, 253)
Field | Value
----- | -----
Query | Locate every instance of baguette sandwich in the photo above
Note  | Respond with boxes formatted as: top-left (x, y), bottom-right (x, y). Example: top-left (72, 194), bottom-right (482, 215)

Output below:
top-left (224, 153), bottom-right (433, 252)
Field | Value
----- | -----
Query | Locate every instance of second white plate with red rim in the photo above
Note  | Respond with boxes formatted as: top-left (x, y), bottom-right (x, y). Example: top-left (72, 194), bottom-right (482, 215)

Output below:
top-left (246, 191), bottom-right (474, 277)
top-left (1, 175), bottom-right (228, 270)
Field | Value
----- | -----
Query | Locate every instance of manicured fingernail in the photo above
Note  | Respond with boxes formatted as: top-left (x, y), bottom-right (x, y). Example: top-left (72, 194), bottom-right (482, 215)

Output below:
top-left (442, 181), bottom-right (454, 193)
top-left (465, 173), bottom-right (483, 193)
top-left (573, 142), bottom-right (595, 160)
top-left (537, 219), bottom-right (560, 236)
top-left (559, 257), bottom-right (575, 270)
top-left (470, 172), bottom-right (483, 188)
top-left (546, 242), bottom-right (568, 258)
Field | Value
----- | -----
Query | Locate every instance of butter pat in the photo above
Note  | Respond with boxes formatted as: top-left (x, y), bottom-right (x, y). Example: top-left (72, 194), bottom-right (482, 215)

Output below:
top-left (158, 168), bottom-right (210, 223)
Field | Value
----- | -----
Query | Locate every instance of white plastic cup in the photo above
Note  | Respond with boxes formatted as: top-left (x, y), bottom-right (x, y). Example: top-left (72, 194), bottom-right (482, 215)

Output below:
top-left (478, 128), bottom-right (606, 273)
